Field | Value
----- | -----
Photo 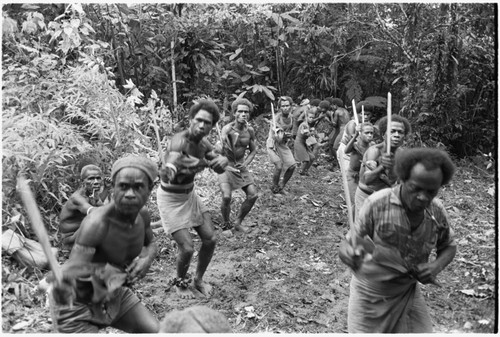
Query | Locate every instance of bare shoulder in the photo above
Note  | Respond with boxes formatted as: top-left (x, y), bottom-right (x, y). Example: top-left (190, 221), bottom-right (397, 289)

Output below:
top-left (64, 188), bottom-right (88, 210)
top-left (364, 143), bottom-right (382, 160)
top-left (68, 187), bottom-right (85, 202)
top-left (75, 204), bottom-right (112, 246)
top-left (138, 206), bottom-right (151, 227)
top-left (169, 131), bottom-right (188, 151)
top-left (221, 122), bottom-right (233, 133)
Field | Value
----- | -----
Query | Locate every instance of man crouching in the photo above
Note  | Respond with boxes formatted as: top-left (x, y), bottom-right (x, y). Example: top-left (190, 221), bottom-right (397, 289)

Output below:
top-left (157, 99), bottom-right (229, 299)
top-left (48, 155), bottom-right (160, 333)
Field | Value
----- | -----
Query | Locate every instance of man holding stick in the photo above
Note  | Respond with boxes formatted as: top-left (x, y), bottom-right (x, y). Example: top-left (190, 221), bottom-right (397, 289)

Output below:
top-left (328, 98), bottom-right (350, 170)
top-left (267, 96), bottom-right (296, 194)
top-left (339, 147), bottom-right (457, 332)
top-left (337, 102), bottom-right (374, 173)
top-left (157, 99), bottom-right (229, 299)
top-left (217, 98), bottom-right (258, 232)
top-left (48, 155), bottom-right (160, 333)
top-left (354, 113), bottom-right (411, 217)
top-left (344, 122), bottom-right (375, 213)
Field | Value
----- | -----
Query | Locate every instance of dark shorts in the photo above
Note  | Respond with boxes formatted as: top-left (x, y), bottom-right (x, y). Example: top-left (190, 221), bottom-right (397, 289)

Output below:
top-left (53, 286), bottom-right (140, 333)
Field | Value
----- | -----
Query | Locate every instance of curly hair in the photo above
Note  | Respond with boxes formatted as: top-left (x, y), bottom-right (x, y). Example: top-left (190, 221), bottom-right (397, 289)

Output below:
top-left (278, 96), bottom-right (293, 107)
top-left (378, 114), bottom-right (411, 135)
top-left (355, 101), bottom-right (374, 113)
top-left (330, 98), bottom-right (344, 107)
top-left (231, 98), bottom-right (254, 114)
top-left (319, 100), bottom-right (331, 110)
top-left (310, 98), bottom-right (322, 107)
top-left (189, 99), bottom-right (220, 125)
top-left (395, 148), bottom-right (455, 185)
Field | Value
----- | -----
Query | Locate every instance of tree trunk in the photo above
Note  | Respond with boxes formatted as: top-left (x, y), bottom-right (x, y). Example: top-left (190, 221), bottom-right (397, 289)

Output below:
top-left (401, 3), bottom-right (421, 118)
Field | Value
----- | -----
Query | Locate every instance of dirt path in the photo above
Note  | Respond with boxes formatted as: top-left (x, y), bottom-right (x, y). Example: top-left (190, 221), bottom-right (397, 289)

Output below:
top-left (139, 152), bottom-right (353, 333)
top-left (2, 150), bottom-right (496, 333)
top-left (136, 151), bottom-right (496, 333)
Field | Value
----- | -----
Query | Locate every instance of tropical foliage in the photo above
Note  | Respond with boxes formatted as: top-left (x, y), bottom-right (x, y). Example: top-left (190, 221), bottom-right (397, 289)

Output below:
top-left (2, 3), bottom-right (496, 236)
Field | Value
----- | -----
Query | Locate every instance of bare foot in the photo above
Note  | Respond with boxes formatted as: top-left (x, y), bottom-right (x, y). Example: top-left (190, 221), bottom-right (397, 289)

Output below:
top-left (193, 279), bottom-right (213, 298)
top-left (175, 285), bottom-right (195, 299)
top-left (233, 222), bottom-right (248, 233)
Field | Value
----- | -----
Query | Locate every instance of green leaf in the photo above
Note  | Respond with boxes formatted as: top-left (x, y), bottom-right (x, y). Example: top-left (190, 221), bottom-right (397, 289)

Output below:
top-left (241, 74), bottom-right (251, 82)
top-left (229, 48), bottom-right (243, 61)
top-left (261, 86), bottom-right (275, 100)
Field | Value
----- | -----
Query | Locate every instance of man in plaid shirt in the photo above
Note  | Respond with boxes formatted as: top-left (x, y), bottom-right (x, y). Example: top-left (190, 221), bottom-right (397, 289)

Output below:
top-left (339, 147), bottom-right (457, 333)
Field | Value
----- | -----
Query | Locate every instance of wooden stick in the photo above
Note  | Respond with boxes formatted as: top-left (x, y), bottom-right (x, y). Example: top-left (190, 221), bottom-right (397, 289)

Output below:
top-left (151, 114), bottom-right (164, 166)
top-left (338, 146), bottom-right (357, 247)
top-left (361, 105), bottom-right (365, 124)
top-left (171, 39), bottom-right (177, 117)
top-left (17, 177), bottom-right (63, 285)
top-left (352, 99), bottom-right (359, 125)
top-left (270, 101), bottom-right (277, 133)
top-left (386, 92), bottom-right (392, 154)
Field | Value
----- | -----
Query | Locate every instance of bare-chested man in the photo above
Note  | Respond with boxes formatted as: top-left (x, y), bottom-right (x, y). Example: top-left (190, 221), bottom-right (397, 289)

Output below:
top-left (328, 98), bottom-right (351, 170)
top-left (49, 155), bottom-right (159, 333)
top-left (267, 96), bottom-right (296, 194)
top-left (355, 114), bottom-right (412, 218)
top-left (218, 98), bottom-right (258, 233)
top-left (59, 164), bottom-right (111, 248)
top-left (337, 103), bottom-right (374, 173)
top-left (157, 99), bottom-right (229, 299)
top-left (344, 122), bottom-right (375, 215)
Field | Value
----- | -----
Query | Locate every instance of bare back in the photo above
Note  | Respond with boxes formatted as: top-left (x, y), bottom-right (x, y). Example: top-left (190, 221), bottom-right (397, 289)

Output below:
top-left (59, 187), bottom-right (94, 234)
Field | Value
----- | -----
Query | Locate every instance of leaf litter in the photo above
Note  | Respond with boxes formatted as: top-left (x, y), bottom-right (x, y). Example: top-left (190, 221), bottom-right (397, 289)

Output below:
top-left (1, 146), bottom-right (496, 333)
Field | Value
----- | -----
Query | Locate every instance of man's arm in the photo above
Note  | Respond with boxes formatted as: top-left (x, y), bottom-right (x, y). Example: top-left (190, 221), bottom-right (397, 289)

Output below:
top-left (67, 211), bottom-right (108, 263)
top-left (203, 138), bottom-right (229, 173)
top-left (241, 128), bottom-right (257, 167)
top-left (126, 208), bottom-right (158, 282)
top-left (330, 110), bottom-right (339, 128)
top-left (312, 111), bottom-right (326, 124)
top-left (416, 245), bottom-right (456, 284)
top-left (220, 123), bottom-right (232, 148)
top-left (272, 114), bottom-right (285, 143)
top-left (66, 191), bottom-right (94, 216)
top-left (344, 130), bottom-right (359, 154)
top-left (338, 197), bottom-right (375, 270)
top-left (299, 123), bottom-right (311, 136)
top-left (361, 146), bottom-right (388, 185)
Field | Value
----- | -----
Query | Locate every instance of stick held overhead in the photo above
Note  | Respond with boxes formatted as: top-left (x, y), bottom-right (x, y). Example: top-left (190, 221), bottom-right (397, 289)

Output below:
top-left (352, 99), bottom-right (359, 126)
top-left (386, 92), bottom-right (392, 155)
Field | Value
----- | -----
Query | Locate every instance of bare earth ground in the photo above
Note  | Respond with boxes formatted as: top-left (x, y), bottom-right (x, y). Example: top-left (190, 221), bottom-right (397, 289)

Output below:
top-left (2, 147), bottom-right (497, 333)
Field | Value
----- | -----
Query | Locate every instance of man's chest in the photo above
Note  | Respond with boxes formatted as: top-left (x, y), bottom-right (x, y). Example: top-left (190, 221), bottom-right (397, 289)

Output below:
top-left (98, 224), bottom-right (145, 265)
top-left (180, 139), bottom-right (209, 159)
top-left (373, 209), bottom-right (438, 263)
top-left (277, 115), bottom-right (292, 129)
top-left (228, 129), bottom-right (250, 148)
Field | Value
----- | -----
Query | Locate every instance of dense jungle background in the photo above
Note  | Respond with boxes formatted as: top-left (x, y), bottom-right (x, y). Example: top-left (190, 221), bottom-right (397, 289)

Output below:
top-left (2, 3), bottom-right (497, 333)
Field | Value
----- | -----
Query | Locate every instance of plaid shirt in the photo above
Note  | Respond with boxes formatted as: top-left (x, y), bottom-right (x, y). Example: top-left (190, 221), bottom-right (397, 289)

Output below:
top-left (355, 185), bottom-right (456, 268)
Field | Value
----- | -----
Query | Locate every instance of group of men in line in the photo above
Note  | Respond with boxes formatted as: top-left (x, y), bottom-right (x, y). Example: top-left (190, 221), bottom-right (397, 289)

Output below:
top-left (50, 96), bottom-right (457, 333)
